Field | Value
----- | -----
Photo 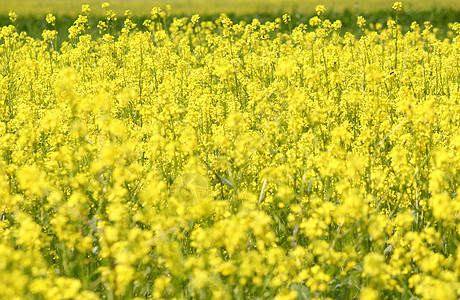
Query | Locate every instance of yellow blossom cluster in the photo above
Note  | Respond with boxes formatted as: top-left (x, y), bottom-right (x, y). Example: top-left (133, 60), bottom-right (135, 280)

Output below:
top-left (0, 2), bottom-right (459, 299)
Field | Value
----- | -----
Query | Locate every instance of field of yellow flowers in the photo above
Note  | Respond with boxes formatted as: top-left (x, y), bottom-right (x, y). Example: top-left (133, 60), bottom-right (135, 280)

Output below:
top-left (1, 2), bottom-right (460, 299)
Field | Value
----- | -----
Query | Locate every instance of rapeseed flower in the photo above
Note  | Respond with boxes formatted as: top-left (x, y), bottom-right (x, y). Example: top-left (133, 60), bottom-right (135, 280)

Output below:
top-left (0, 2), bottom-right (459, 299)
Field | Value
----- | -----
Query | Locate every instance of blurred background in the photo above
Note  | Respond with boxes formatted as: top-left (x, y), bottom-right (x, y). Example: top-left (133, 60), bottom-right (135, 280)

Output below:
top-left (1, 0), bottom-right (460, 16)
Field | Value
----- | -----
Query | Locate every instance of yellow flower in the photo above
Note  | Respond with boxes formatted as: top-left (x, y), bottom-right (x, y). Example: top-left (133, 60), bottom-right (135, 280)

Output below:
top-left (315, 5), bottom-right (326, 15)
top-left (360, 287), bottom-right (379, 300)
top-left (392, 2), bottom-right (403, 11)
top-left (282, 14), bottom-right (291, 24)
top-left (81, 4), bottom-right (91, 14)
top-left (8, 11), bottom-right (17, 22)
top-left (191, 14), bottom-right (200, 24)
top-left (357, 16), bottom-right (366, 28)
top-left (45, 13), bottom-right (55, 25)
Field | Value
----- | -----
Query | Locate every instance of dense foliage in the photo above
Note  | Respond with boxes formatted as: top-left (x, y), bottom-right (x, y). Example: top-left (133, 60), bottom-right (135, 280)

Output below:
top-left (0, 2), bottom-right (459, 299)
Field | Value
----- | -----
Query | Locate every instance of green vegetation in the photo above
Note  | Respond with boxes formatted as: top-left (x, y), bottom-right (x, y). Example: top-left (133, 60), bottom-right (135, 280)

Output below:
top-left (1, 6), bottom-right (460, 42)
top-left (1, 0), bottom-right (460, 16)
